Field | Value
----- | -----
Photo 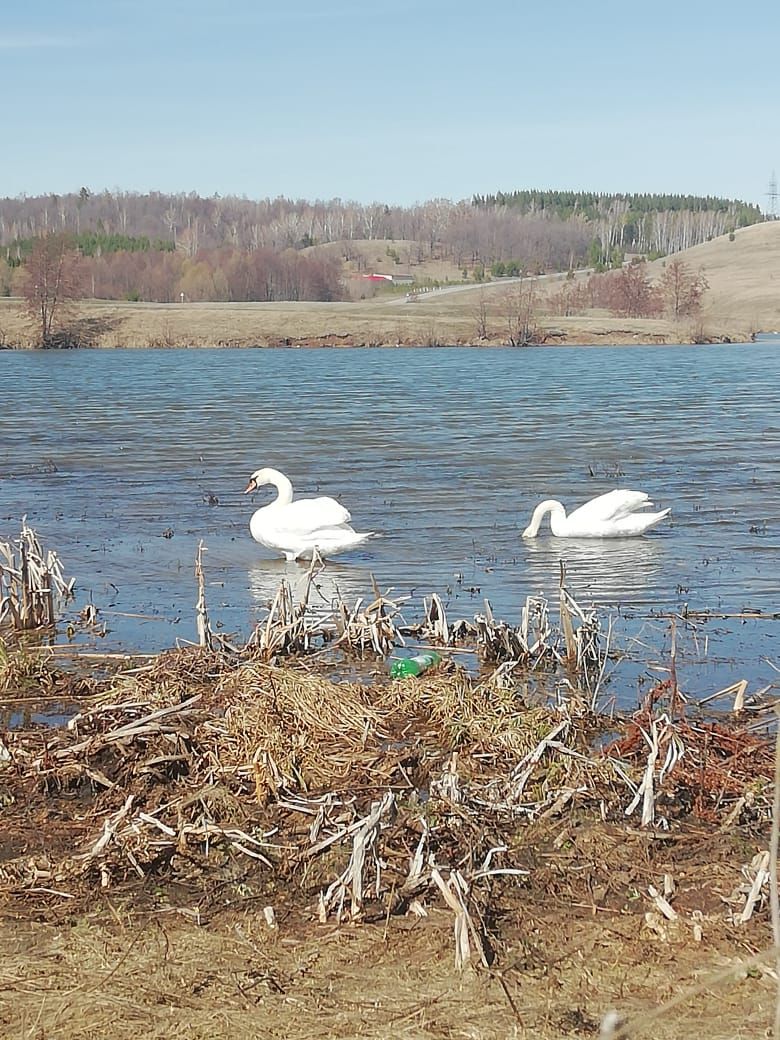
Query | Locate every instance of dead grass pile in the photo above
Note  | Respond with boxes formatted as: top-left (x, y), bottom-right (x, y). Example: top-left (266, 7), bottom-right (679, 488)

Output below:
top-left (1, 642), bottom-right (776, 955)
top-left (214, 660), bottom-right (388, 803)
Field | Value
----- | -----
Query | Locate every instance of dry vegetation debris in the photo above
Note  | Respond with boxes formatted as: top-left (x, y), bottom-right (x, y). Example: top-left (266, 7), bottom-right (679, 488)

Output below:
top-left (0, 641), bottom-right (775, 954)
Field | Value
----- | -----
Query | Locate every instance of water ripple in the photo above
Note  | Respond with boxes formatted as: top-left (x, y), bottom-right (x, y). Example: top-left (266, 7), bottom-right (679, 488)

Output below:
top-left (2, 342), bottom-right (779, 700)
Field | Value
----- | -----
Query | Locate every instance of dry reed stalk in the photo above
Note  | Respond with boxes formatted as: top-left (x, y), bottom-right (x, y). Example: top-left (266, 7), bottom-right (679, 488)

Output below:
top-left (698, 679), bottom-right (749, 710)
top-left (520, 594), bottom-right (551, 655)
top-left (414, 593), bottom-right (449, 643)
top-left (472, 599), bottom-right (528, 663)
top-left (0, 521), bottom-right (74, 631)
top-left (647, 883), bottom-right (677, 921)
top-left (242, 554), bottom-right (410, 658)
top-left (557, 577), bottom-right (603, 684)
top-left (318, 790), bottom-right (395, 922)
top-left (559, 563), bottom-right (577, 666)
top-left (331, 578), bottom-right (407, 657)
top-left (739, 851), bottom-right (771, 924)
top-left (668, 617), bottom-right (681, 715)
top-left (194, 540), bottom-right (212, 649)
top-left (506, 717), bottom-right (571, 802)
top-left (622, 713), bottom-right (685, 827)
top-left (430, 865), bottom-right (488, 970)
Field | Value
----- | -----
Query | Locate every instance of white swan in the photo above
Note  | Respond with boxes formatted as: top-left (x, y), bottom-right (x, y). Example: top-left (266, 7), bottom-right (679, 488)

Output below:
top-left (522, 489), bottom-right (670, 539)
top-left (244, 467), bottom-right (374, 561)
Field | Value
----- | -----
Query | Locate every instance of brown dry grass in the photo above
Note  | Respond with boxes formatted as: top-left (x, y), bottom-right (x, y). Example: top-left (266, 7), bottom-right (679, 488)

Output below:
top-left (0, 293), bottom-right (718, 350)
top-left (0, 901), bottom-right (776, 1040)
top-left (2, 221), bottom-right (778, 349)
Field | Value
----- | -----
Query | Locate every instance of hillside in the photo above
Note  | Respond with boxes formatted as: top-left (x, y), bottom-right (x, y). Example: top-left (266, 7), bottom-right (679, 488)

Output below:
top-left (647, 220), bottom-right (780, 333)
top-left (1, 221), bottom-right (777, 349)
top-left (393, 221), bottom-right (780, 342)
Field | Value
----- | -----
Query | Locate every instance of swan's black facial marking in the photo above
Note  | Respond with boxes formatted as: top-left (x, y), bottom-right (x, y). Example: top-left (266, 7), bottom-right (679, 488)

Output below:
top-left (244, 478), bottom-right (258, 494)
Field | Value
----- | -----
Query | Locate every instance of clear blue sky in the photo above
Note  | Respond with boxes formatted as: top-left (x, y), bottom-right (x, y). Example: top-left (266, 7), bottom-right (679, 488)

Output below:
top-left (4, 0), bottom-right (778, 209)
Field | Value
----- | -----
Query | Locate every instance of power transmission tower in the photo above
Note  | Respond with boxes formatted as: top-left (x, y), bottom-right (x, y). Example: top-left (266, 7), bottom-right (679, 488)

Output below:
top-left (768, 171), bottom-right (779, 218)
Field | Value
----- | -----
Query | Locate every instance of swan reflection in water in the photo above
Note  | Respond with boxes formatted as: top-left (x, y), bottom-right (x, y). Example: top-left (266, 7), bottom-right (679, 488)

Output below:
top-left (522, 535), bottom-right (666, 608)
top-left (247, 557), bottom-right (378, 617)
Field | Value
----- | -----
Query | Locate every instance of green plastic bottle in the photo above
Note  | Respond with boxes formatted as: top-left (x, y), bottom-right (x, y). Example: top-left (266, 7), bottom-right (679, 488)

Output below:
top-left (390, 651), bottom-right (442, 679)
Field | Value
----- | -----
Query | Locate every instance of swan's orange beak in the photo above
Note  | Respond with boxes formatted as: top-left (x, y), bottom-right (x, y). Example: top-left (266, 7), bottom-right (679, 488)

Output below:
top-left (244, 479), bottom-right (257, 494)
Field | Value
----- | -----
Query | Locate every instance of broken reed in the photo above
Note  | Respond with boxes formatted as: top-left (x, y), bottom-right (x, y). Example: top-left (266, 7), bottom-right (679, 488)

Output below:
top-left (0, 521), bottom-right (74, 632)
top-left (200, 549), bottom-right (605, 692)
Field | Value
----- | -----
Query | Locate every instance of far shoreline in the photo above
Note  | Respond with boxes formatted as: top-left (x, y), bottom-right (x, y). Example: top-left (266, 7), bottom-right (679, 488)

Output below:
top-left (0, 296), bottom-right (755, 350)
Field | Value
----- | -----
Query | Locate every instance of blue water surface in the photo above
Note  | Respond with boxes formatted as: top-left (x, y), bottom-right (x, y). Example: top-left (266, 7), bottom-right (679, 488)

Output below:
top-left (2, 341), bottom-right (778, 704)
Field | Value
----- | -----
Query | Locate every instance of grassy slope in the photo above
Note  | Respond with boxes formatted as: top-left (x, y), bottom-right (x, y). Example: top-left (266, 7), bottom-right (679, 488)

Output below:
top-left (1, 222), bottom-right (778, 347)
top-left (647, 219), bottom-right (780, 333)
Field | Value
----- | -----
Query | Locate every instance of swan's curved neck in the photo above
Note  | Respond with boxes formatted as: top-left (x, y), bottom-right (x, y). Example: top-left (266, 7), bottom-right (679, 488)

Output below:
top-left (525, 500), bottom-right (567, 536)
top-left (257, 468), bottom-right (293, 507)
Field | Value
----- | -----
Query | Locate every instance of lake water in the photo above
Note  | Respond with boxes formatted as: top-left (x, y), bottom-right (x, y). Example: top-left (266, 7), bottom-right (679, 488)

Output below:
top-left (1, 342), bottom-right (778, 707)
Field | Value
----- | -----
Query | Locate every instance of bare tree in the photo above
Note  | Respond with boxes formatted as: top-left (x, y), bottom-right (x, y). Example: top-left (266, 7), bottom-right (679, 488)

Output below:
top-left (20, 234), bottom-right (84, 346)
top-left (590, 262), bottom-right (662, 318)
top-left (547, 278), bottom-right (588, 317)
top-left (658, 259), bottom-right (709, 318)
top-left (503, 279), bottom-right (543, 346)
top-left (473, 291), bottom-right (490, 340)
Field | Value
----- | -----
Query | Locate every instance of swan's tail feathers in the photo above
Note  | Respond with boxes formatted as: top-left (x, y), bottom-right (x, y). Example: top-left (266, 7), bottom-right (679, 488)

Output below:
top-left (636, 507), bottom-right (670, 534)
top-left (350, 530), bottom-right (377, 549)
top-left (301, 527), bottom-right (377, 559)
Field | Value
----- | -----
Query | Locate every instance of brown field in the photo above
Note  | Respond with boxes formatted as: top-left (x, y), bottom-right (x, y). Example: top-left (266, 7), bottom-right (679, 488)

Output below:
top-left (2, 221), bottom-right (779, 349)
top-left (0, 294), bottom-right (690, 350)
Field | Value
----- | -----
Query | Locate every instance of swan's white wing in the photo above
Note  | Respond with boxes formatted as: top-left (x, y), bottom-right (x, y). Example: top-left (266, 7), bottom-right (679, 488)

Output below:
top-left (286, 524), bottom-right (375, 555)
top-left (611, 509), bottom-right (670, 536)
top-left (273, 495), bottom-right (352, 532)
top-left (568, 490), bottom-right (651, 524)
